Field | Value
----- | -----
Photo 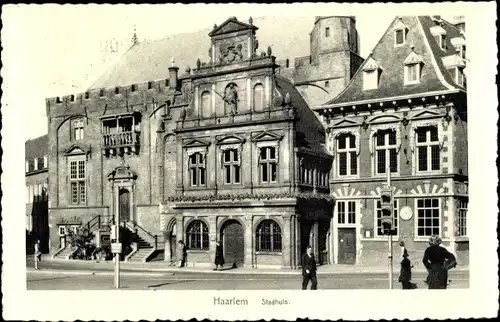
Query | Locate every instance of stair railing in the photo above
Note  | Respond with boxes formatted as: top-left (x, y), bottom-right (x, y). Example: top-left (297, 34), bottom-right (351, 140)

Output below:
top-left (123, 220), bottom-right (159, 249)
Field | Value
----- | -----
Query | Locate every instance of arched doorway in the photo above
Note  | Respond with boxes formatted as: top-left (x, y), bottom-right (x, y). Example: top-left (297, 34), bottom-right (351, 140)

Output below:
top-left (170, 223), bottom-right (177, 262)
top-left (220, 220), bottom-right (244, 266)
top-left (119, 189), bottom-right (130, 222)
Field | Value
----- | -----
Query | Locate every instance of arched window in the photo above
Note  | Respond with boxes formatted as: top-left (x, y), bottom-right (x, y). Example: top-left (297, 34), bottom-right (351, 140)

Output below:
top-left (256, 220), bottom-right (282, 252)
top-left (186, 220), bottom-right (209, 250)
top-left (253, 83), bottom-right (264, 112)
top-left (200, 91), bottom-right (211, 118)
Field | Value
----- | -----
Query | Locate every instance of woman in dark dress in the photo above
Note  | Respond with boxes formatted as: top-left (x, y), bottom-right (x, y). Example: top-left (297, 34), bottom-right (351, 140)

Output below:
top-left (422, 235), bottom-right (456, 289)
top-left (214, 240), bottom-right (224, 271)
top-left (399, 249), bottom-right (413, 289)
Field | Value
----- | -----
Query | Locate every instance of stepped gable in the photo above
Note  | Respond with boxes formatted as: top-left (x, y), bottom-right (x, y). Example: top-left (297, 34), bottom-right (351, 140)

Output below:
top-left (89, 16), bottom-right (313, 90)
top-left (25, 135), bottom-right (48, 160)
top-left (323, 16), bottom-right (465, 107)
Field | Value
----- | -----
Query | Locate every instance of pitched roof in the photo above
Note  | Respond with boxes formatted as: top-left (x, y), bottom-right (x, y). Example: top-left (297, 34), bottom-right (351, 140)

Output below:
top-left (25, 135), bottom-right (48, 160)
top-left (322, 16), bottom-right (465, 107)
top-left (89, 16), bottom-right (315, 90)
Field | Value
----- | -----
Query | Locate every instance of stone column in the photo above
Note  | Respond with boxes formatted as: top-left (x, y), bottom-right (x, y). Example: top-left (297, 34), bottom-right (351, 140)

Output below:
top-left (295, 215), bottom-right (301, 268)
top-left (282, 215), bottom-right (292, 269)
top-left (164, 230), bottom-right (172, 262)
top-left (312, 221), bottom-right (319, 259)
top-left (208, 216), bottom-right (217, 266)
top-left (329, 216), bottom-right (335, 265)
top-left (175, 215), bottom-right (183, 244)
top-left (244, 215), bottom-right (254, 268)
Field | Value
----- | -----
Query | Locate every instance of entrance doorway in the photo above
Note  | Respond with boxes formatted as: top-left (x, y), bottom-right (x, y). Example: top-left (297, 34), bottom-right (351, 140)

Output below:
top-left (338, 228), bottom-right (356, 264)
top-left (220, 220), bottom-right (244, 266)
top-left (119, 189), bottom-right (130, 222)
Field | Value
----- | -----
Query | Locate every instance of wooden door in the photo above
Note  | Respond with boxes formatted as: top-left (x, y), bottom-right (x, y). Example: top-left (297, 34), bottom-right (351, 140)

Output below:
top-left (119, 189), bottom-right (130, 222)
top-left (338, 228), bottom-right (356, 264)
top-left (221, 220), bottom-right (244, 266)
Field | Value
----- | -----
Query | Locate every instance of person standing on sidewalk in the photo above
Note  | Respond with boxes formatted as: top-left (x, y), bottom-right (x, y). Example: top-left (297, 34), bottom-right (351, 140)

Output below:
top-left (34, 240), bottom-right (41, 270)
top-left (214, 240), bottom-right (225, 271)
top-left (301, 245), bottom-right (318, 290)
top-left (177, 240), bottom-right (186, 268)
top-left (398, 249), bottom-right (416, 289)
top-left (422, 235), bottom-right (457, 289)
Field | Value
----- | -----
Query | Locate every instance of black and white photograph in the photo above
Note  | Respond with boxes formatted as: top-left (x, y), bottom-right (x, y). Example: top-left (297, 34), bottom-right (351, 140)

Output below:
top-left (1, 2), bottom-right (498, 321)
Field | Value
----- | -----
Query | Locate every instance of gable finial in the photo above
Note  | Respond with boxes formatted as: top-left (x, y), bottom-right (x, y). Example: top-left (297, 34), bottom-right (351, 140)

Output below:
top-left (171, 57), bottom-right (175, 67)
top-left (410, 42), bottom-right (415, 51)
top-left (214, 23), bottom-right (217, 30)
top-left (249, 16), bottom-right (253, 25)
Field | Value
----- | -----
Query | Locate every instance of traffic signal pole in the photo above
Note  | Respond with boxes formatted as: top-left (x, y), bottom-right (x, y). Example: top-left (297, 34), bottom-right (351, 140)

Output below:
top-left (114, 212), bottom-right (120, 289)
top-left (387, 166), bottom-right (393, 289)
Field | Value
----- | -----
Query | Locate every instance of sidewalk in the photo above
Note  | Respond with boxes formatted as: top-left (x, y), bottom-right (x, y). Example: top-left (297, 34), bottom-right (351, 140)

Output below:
top-left (36, 256), bottom-right (469, 276)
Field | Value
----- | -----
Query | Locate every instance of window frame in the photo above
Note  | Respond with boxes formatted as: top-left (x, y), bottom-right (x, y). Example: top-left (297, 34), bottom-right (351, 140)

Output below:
top-left (200, 91), bottom-right (211, 118)
top-left (259, 145), bottom-right (278, 184)
top-left (186, 220), bottom-right (209, 250)
top-left (363, 70), bottom-right (378, 90)
top-left (253, 83), bottom-right (265, 112)
top-left (58, 225), bottom-right (67, 236)
top-left (415, 126), bottom-right (441, 173)
top-left (374, 199), bottom-right (399, 238)
top-left (325, 27), bottom-right (330, 38)
top-left (71, 118), bottom-right (85, 141)
top-left (457, 198), bottom-right (468, 237)
top-left (69, 157), bottom-right (86, 205)
top-left (394, 28), bottom-right (406, 47)
top-left (188, 152), bottom-right (206, 187)
top-left (374, 130), bottom-right (399, 175)
top-left (456, 67), bottom-right (465, 86)
top-left (222, 148), bottom-right (241, 185)
top-left (415, 198), bottom-right (441, 238)
top-left (255, 219), bottom-right (282, 252)
top-left (439, 34), bottom-right (448, 50)
top-left (337, 200), bottom-right (357, 226)
top-left (404, 63), bottom-right (421, 85)
top-left (336, 133), bottom-right (358, 177)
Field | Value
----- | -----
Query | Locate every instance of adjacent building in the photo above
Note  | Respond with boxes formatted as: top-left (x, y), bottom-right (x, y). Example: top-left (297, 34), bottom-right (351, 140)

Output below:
top-left (314, 16), bottom-right (468, 266)
top-left (25, 135), bottom-right (49, 253)
top-left (46, 16), bottom-right (360, 268)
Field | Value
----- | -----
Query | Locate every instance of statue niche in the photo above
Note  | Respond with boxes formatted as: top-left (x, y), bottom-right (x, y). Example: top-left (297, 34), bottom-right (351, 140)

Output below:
top-left (223, 83), bottom-right (239, 116)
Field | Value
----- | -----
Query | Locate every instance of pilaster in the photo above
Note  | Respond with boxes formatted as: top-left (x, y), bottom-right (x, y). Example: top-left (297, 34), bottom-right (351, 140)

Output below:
top-left (175, 214), bottom-right (184, 243)
top-left (282, 214), bottom-right (292, 269)
top-left (208, 216), bottom-right (217, 264)
top-left (244, 215), bottom-right (254, 268)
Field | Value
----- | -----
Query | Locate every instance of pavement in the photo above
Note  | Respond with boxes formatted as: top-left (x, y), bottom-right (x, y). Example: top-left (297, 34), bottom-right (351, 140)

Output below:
top-left (28, 255), bottom-right (469, 276)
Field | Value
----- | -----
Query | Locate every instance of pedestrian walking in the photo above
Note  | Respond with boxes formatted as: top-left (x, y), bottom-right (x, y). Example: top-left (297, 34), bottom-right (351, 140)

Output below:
top-left (301, 245), bottom-right (318, 290)
top-left (177, 240), bottom-right (186, 268)
top-left (398, 249), bottom-right (416, 289)
top-left (214, 240), bottom-right (225, 271)
top-left (34, 240), bottom-right (41, 270)
top-left (422, 235), bottom-right (457, 289)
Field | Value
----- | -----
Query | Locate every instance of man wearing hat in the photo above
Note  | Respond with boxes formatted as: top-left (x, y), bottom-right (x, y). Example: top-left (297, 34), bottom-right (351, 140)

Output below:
top-left (422, 235), bottom-right (457, 289)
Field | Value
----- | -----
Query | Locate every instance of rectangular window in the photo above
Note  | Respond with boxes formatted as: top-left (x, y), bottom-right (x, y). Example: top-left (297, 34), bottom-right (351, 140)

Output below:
top-left (405, 64), bottom-right (419, 84)
top-left (337, 134), bottom-right (357, 176)
top-left (395, 29), bottom-right (405, 45)
top-left (222, 149), bottom-right (241, 185)
top-left (69, 159), bottom-right (86, 204)
top-left (27, 160), bottom-right (35, 172)
top-left (260, 146), bottom-right (278, 183)
top-left (456, 67), bottom-right (465, 86)
top-left (375, 130), bottom-right (398, 174)
top-left (375, 200), bottom-right (399, 237)
top-left (58, 226), bottom-right (66, 236)
top-left (72, 118), bottom-right (84, 141)
top-left (363, 70), bottom-right (378, 90)
top-left (416, 127), bottom-right (440, 172)
top-left (189, 152), bottom-right (206, 186)
top-left (324, 81), bottom-right (329, 88)
top-left (460, 45), bottom-right (466, 60)
top-left (338, 201), bottom-right (356, 224)
top-left (325, 27), bottom-right (330, 37)
top-left (440, 34), bottom-right (447, 50)
top-left (457, 199), bottom-right (468, 237)
top-left (417, 198), bottom-right (440, 237)
top-left (43, 155), bottom-right (48, 168)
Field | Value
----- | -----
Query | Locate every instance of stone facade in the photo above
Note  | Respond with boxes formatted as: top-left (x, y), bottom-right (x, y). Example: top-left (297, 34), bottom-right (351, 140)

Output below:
top-left (46, 17), bottom-right (337, 268)
top-left (316, 16), bottom-right (468, 266)
top-left (25, 135), bottom-right (49, 253)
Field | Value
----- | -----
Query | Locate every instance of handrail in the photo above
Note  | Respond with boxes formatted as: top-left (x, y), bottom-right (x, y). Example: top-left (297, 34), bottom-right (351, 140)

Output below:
top-left (125, 220), bottom-right (158, 248)
top-left (79, 214), bottom-right (113, 233)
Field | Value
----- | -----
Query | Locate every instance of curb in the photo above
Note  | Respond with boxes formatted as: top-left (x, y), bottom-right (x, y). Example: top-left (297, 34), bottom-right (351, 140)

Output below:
top-left (27, 269), bottom-right (170, 277)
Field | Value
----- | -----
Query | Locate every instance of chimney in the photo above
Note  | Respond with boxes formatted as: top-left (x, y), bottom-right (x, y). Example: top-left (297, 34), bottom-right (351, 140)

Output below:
top-left (168, 57), bottom-right (179, 91)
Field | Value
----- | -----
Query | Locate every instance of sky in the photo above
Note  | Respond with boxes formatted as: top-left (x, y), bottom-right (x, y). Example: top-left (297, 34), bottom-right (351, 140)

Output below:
top-left (2, 4), bottom-right (455, 141)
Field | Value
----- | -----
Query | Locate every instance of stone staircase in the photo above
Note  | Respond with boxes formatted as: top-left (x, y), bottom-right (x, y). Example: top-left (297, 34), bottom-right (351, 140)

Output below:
top-left (53, 245), bottom-right (75, 260)
top-left (123, 221), bottom-right (163, 263)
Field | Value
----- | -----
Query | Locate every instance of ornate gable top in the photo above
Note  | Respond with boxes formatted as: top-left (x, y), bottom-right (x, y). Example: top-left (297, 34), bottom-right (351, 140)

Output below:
top-left (404, 51), bottom-right (424, 65)
top-left (209, 17), bottom-right (258, 37)
top-left (63, 143), bottom-right (90, 156)
top-left (393, 17), bottom-right (408, 30)
top-left (252, 131), bottom-right (283, 142)
top-left (183, 138), bottom-right (211, 148)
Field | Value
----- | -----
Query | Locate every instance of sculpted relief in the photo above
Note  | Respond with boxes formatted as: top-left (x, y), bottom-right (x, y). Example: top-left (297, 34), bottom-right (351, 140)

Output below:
top-left (219, 41), bottom-right (244, 64)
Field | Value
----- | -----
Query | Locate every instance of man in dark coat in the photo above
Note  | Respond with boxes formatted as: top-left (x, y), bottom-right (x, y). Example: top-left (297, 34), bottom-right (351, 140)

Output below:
top-left (422, 235), bottom-right (456, 289)
top-left (214, 240), bottom-right (225, 271)
top-left (301, 245), bottom-right (318, 290)
top-left (399, 249), bottom-right (414, 289)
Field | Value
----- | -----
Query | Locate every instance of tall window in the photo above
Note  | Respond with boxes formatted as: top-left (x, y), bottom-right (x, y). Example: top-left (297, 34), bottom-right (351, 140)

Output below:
top-left (439, 34), bottom-right (447, 50)
top-left (70, 159), bottom-right (86, 204)
top-left (189, 152), bottom-right (206, 186)
top-left (337, 134), bottom-right (357, 176)
top-left (416, 126), bottom-right (440, 172)
top-left (363, 70), bottom-right (378, 90)
top-left (459, 45), bottom-right (466, 60)
top-left (200, 91), bottom-right (211, 118)
top-left (325, 27), bottom-right (330, 37)
top-left (27, 160), bottom-right (35, 172)
top-left (405, 64), bottom-right (420, 84)
top-left (456, 67), bottom-right (466, 87)
top-left (186, 220), bottom-right (209, 250)
top-left (375, 130), bottom-right (398, 174)
top-left (395, 29), bottom-right (405, 45)
top-left (416, 198), bottom-right (440, 237)
top-left (253, 84), bottom-right (264, 112)
top-left (256, 220), bottom-right (282, 252)
top-left (72, 118), bottom-right (84, 141)
top-left (375, 200), bottom-right (399, 237)
top-left (337, 201), bottom-right (356, 224)
top-left (259, 146), bottom-right (277, 183)
top-left (223, 149), bottom-right (240, 184)
top-left (457, 199), bottom-right (468, 237)
top-left (37, 157), bottom-right (44, 170)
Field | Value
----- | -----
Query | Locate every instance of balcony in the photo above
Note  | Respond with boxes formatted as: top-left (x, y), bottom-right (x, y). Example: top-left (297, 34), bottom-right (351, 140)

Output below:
top-left (102, 131), bottom-right (140, 156)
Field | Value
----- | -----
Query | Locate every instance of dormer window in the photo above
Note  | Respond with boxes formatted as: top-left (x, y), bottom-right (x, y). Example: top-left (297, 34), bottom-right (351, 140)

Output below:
top-left (393, 17), bottom-right (408, 47)
top-left (439, 34), bottom-right (447, 50)
top-left (459, 45), bottom-right (466, 59)
top-left (456, 67), bottom-right (466, 87)
top-left (404, 50), bottom-right (424, 85)
top-left (131, 84), bottom-right (136, 92)
top-left (99, 89), bottom-right (105, 97)
top-left (362, 57), bottom-right (382, 90)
